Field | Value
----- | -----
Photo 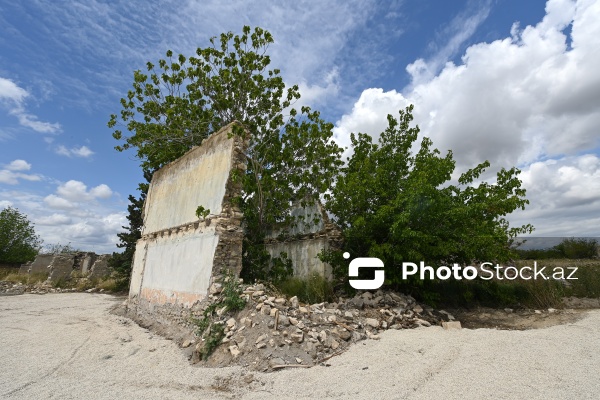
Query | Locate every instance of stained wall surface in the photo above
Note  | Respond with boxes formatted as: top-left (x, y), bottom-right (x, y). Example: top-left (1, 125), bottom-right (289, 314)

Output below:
top-left (129, 123), bottom-right (246, 308)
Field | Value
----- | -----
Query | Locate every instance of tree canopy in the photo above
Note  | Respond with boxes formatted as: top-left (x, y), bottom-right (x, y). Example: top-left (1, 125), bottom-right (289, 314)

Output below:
top-left (109, 26), bottom-right (343, 280)
top-left (0, 206), bottom-right (42, 264)
top-left (326, 105), bottom-right (534, 286)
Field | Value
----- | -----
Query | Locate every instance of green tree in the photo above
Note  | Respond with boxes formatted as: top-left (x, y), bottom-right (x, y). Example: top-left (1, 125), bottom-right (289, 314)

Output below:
top-left (109, 26), bottom-right (343, 281)
top-left (109, 169), bottom-right (153, 283)
top-left (326, 105), bottom-right (534, 288)
top-left (554, 237), bottom-right (598, 259)
top-left (0, 207), bottom-right (42, 263)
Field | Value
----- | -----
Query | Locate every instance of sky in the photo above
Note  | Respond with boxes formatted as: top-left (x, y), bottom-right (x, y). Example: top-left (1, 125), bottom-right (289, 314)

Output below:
top-left (0, 0), bottom-right (599, 254)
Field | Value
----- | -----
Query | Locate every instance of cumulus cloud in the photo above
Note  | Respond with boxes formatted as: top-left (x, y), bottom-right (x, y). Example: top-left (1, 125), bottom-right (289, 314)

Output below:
top-left (6, 159), bottom-right (31, 171)
top-left (1, 185), bottom-right (124, 253)
top-left (36, 213), bottom-right (73, 226)
top-left (55, 145), bottom-right (95, 158)
top-left (0, 160), bottom-right (42, 184)
top-left (0, 77), bottom-right (61, 134)
top-left (334, 0), bottom-right (600, 235)
top-left (54, 180), bottom-right (113, 202)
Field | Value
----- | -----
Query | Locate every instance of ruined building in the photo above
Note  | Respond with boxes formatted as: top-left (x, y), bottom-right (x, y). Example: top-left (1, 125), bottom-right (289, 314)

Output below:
top-left (128, 122), bottom-right (340, 314)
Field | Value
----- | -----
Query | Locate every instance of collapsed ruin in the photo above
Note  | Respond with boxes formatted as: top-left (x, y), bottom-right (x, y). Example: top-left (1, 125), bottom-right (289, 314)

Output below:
top-left (19, 252), bottom-right (112, 282)
top-left (127, 122), bottom-right (341, 316)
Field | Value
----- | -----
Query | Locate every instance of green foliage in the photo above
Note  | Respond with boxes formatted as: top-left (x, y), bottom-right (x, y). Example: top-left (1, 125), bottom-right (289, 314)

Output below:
top-left (516, 238), bottom-right (598, 260)
top-left (554, 237), bottom-right (598, 259)
top-left (327, 105), bottom-right (534, 291)
top-left (110, 26), bottom-right (343, 280)
top-left (108, 170), bottom-right (154, 284)
top-left (0, 207), bottom-right (42, 264)
top-left (192, 273), bottom-right (246, 360)
top-left (195, 205), bottom-right (210, 220)
top-left (276, 273), bottom-right (335, 304)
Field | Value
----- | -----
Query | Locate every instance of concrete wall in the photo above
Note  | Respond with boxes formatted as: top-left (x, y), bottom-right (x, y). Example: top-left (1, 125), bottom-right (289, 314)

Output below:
top-left (129, 123), bottom-right (247, 308)
top-left (265, 201), bottom-right (342, 279)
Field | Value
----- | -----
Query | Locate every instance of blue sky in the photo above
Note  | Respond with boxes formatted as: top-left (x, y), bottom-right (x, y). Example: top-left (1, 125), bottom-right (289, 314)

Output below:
top-left (1, 0), bottom-right (598, 253)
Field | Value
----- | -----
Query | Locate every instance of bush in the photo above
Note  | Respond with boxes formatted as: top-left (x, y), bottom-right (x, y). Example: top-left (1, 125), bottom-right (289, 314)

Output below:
top-left (276, 273), bottom-right (335, 304)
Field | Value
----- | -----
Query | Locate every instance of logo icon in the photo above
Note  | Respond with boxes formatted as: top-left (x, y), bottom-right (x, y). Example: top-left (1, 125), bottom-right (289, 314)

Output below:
top-left (345, 252), bottom-right (385, 290)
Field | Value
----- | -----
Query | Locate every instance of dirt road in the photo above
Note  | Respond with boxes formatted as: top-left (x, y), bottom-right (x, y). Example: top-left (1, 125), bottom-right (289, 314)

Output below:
top-left (1, 293), bottom-right (598, 399)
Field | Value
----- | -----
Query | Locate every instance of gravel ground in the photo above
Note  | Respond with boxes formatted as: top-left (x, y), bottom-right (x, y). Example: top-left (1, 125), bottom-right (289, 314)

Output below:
top-left (1, 293), bottom-right (599, 399)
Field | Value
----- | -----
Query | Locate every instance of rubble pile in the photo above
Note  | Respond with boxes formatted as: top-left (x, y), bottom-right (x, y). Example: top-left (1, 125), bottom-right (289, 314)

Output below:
top-left (189, 282), bottom-right (458, 371)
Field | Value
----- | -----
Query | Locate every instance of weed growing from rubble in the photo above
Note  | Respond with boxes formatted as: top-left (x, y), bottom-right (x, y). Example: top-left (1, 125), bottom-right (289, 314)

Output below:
top-left (193, 273), bottom-right (246, 360)
top-left (277, 272), bottom-right (335, 304)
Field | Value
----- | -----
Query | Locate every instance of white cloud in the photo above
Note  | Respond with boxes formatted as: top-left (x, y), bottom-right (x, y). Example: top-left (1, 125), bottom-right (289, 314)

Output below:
top-left (0, 76), bottom-right (61, 134)
top-left (6, 159), bottom-right (31, 171)
top-left (44, 194), bottom-right (77, 210)
top-left (0, 160), bottom-right (42, 184)
top-left (334, 0), bottom-right (600, 235)
top-left (1, 186), bottom-right (125, 253)
top-left (37, 213), bottom-right (73, 226)
top-left (55, 180), bottom-right (113, 202)
top-left (55, 145), bottom-right (95, 158)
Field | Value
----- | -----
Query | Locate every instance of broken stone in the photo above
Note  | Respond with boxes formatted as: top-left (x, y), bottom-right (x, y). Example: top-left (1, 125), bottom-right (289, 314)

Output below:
top-left (260, 304), bottom-right (271, 315)
top-left (229, 345), bottom-right (241, 357)
top-left (256, 342), bottom-right (266, 349)
top-left (441, 321), bottom-right (462, 330)
top-left (226, 318), bottom-right (236, 329)
top-left (291, 332), bottom-right (304, 343)
top-left (298, 306), bottom-right (309, 314)
top-left (290, 296), bottom-right (299, 308)
top-left (365, 318), bottom-right (379, 328)
top-left (413, 305), bottom-right (423, 313)
top-left (209, 282), bottom-right (223, 295)
top-left (256, 334), bottom-right (268, 344)
top-left (289, 317), bottom-right (299, 326)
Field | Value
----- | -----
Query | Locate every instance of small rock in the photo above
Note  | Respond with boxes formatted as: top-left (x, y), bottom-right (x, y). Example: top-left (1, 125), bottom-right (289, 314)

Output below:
top-left (291, 332), bottom-right (304, 343)
top-left (209, 283), bottom-right (222, 295)
top-left (413, 305), bottom-right (423, 313)
top-left (441, 321), bottom-right (462, 330)
top-left (261, 304), bottom-right (272, 315)
top-left (256, 334), bottom-right (268, 344)
top-left (226, 318), bottom-right (236, 329)
top-left (299, 306), bottom-right (309, 314)
top-left (289, 317), bottom-right (299, 326)
top-left (331, 340), bottom-right (340, 350)
top-left (504, 308), bottom-right (513, 313)
top-left (182, 340), bottom-right (193, 348)
top-left (256, 342), bottom-right (266, 349)
top-left (414, 318), bottom-right (431, 327)
top-left (275, 298), bottom-right (286, 305)
top-left (229, 345), bottom-right (240, 357)
top-left (365, 318), bottom-right (379, 328)
top-left (290, 296), bottom-right (299, 308)
top-left (344, 311), bottom-right (354, 319)
top-left (548, 308), bottom-right (557, 313)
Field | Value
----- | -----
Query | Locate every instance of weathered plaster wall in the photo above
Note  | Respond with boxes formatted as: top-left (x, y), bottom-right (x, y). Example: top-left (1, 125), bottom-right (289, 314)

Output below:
top-left (129, 123), bottom-right (247, 308)
top-left (265, 201), bottom-right (342, 279)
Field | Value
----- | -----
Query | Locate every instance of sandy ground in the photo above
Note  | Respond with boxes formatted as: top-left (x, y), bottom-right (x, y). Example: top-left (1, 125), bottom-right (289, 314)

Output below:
top-left (1, 293), bottom-right (599, 399)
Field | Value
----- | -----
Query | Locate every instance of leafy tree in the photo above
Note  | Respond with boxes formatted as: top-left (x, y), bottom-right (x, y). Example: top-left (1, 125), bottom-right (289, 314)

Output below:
top-left (0, 207), bottom-right (42, 263)
top-left (108, 26), bottom-right (342, 280)
top-left (108, 170), bottom-right (153, 282)
top-left (325, 105), bottom-right (534, 289)
top-left (554, 237), bottom-right (598, 259)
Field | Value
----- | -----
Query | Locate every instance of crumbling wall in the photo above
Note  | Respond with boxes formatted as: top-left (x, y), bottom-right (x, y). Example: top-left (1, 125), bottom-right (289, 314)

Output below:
top-left (18, 252), bottom-right (110, 281)
top-left (129, 123), bottom-right (247, 309)
top-left (265, 202), bottom-right (342, 278)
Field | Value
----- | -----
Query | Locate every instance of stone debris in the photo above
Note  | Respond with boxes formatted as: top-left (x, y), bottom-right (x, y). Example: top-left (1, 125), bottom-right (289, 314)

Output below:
top-left (187, 283), bottom-right (461, 372)
top-left (441, 321), bottom-right (462, 330)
